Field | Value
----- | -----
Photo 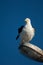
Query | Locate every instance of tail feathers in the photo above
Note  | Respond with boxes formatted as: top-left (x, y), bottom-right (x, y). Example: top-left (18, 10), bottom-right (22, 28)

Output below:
top-left (16, 35), bottom-right (19, 40)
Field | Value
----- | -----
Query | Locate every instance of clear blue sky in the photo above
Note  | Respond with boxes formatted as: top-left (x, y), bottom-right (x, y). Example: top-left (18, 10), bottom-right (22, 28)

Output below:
top-left (0, 0), bottom-right (43, 65)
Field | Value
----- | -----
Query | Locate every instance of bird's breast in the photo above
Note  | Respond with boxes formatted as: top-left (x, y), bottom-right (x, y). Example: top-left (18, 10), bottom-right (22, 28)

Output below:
top-left (20, 28), bottom-right (35, 41)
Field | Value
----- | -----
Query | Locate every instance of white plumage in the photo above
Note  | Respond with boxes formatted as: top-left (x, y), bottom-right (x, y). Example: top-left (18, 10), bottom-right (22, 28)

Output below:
top-left (20, 18), bottom-right (35, 44)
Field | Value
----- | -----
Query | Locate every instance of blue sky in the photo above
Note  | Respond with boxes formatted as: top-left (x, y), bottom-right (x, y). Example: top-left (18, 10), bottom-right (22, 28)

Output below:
top-left (0, 0), bottom-right (43, 65)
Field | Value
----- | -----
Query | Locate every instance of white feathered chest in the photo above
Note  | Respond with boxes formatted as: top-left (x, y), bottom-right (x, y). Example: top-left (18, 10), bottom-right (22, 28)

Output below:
top-left (20, 23), bottom-right (35, 42)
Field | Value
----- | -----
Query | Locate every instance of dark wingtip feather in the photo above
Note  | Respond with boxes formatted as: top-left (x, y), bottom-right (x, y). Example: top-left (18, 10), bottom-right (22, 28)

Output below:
top-left (16, 35), bottom-right (19, 40)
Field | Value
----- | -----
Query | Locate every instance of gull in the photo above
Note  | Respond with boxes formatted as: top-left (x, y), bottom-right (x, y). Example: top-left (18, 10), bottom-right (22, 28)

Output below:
top-left (16, 18), bottom-right (35, 44)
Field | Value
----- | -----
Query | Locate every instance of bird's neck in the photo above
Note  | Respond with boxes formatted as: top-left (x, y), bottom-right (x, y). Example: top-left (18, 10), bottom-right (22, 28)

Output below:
top-left (26, 22), bottom-right (32, 29)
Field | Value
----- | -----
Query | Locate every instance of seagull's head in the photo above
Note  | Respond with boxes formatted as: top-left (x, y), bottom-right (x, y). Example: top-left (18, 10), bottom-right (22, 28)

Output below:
top-left (25, 18), bottom-right (31, 24)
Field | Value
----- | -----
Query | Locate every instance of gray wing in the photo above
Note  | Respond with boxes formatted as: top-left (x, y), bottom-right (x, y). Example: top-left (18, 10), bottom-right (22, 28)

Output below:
top-left (16, 26), bottom-right (24, 40)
